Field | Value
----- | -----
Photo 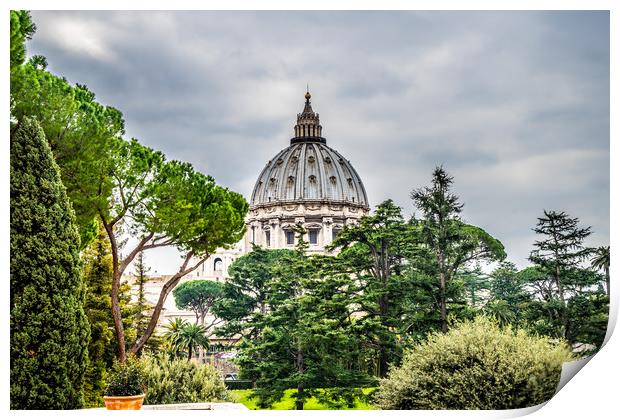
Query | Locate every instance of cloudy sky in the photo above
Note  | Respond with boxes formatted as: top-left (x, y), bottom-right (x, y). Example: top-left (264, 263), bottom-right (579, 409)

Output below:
top-left (27, 11), bottom-right (609, 273)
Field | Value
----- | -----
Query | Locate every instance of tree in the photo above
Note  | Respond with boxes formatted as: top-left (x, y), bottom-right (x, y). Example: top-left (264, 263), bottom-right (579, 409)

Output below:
top-left (214, 246), bottom-right (295, 340)
top-left (11, 45), bottom-right (125, 248)
top-left (484, 262), bottom-right (530, 327)
top-left (410, 167), bottom-right (506, 332)
top-left (179, 323), bottom-right (210, 360)
top-left (237, 226), bottom-right (371, 409)
top-left (162, 319), bottom-right (210, 360)
top-left (10, 117), bottom-right (91, 409)
top-left (328, 199), bottom-right (415, 377)
top-left (529, 210), bottom-right (593, 339)
top-left (10, 10), bottom-right (36, 71)
top-left (133, 251), bottom-right (151, 338)
top-left (94, 139), bottom-right (248, 361)
top-left (173, 280), bottom-right (224, 328)
top-left (81, 225), bottom-right (115, 407)
top-left (10, 12), bottom-right (249, 362)
top-left (591, 246), bottom-right (610, 296)
top-left (163, 318), bottom-right (189, 359)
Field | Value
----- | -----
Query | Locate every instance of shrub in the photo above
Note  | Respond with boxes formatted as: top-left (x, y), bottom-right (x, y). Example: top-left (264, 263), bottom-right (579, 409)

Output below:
top-left (105, 356), bottom-right (147, 396)
top-left (142, 354), bottom-right (229, 405)
top-left (10, 117), bottom-right (91, 409)
top-left (376, 317), bottom-right (572, 409)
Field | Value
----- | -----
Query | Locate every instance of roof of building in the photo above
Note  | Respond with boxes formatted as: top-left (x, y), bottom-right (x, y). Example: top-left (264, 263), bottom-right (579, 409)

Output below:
top-left (249, 92), bottom-right (369, 208)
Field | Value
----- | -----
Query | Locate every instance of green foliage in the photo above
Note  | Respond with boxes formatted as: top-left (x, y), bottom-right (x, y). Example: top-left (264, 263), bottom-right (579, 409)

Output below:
top-left (411, 167), bottom-right (506, 333)
top-left (81, 225), bottom-right (115, 407)
top-left (376, 317), bottom-right (572, 410)
top-left (528, 210), bottom-right (592, 339)
top-left (142, 354), bottom-right (229, 404)
top-left (179, 323), bottom-right (210, 360)
top-left (591, 246), bottom-right (610, 296)
top-left (162, 318), bottom-right (210, 360)
top-left (173, 280), bottom-right (224, 324)
top-left (519, 265), bottom-right (608, 347)
top-left (99, 138), bottom-right (248, 359)
top-left (163, 318), bottom-right (189, 358)
top-left (10, 10), bottom-right (36, 70)
top-left (214, 246), bottom-right (296, 339)
top-left (133, 251), bottom-right (152, 338)
top-left (11, 31), bottom-right (124, 248)
top-left (237, 226), bottom-right (373, 409)
top-left (328, 199), bottom-right (417, 377)
top-left (105, 356), bottom-right (147, 397)
top-left (10, 117), bottom-right (90, 409)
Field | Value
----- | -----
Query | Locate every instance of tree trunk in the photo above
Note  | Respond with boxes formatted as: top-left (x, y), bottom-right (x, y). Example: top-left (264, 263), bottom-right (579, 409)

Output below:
top-left (378, 294), bottom-right (390, 377)
top-left (129, 252), bottom-right (208, 355)
top-left (188, 344), bottom-right (193, 361)
top-left (555, 265), bottom-right (569, 340)
top-left (605, 266), bottom-right (610, 297)
top-left (295, 347), bottom-right (304, 410)
top-left (296, 384), bottom-right (304, 410)
top-left (102, 220), bottom-right (127, 362)
top-left (438, 251), bottom-right (448, 333)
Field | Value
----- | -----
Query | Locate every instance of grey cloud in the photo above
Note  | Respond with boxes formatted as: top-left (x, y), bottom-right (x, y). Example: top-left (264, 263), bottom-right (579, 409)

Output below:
top-left (28, 11), bottom-right (609, 273)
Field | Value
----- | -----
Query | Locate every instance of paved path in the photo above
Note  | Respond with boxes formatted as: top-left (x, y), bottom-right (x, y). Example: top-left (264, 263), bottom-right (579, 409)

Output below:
top-left (143, 402), bottom-right (248, 410)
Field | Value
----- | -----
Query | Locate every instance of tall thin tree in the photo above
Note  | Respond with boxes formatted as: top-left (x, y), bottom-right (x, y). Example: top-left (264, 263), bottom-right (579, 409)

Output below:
top-left (529, 210), bottom-right (593, 339)
top-left (10, 117), bottom-right (90, 408)
top-left (411, 166), bottom-right (505, 332)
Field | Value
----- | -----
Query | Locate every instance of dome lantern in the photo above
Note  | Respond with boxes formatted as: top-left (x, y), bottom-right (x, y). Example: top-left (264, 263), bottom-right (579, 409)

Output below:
top-left (292, 90), bottom-right (325, 144)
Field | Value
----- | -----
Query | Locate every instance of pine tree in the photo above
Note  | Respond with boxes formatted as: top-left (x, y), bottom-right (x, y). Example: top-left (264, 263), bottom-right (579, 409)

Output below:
top-left (10, 117), bottom-right (90, 409)
top-left (529, 210), bottom-right (593, 340)
top-left (411, 167), bottom-right (505, 333)
top-left (237, 225), bottom-right (371, 409)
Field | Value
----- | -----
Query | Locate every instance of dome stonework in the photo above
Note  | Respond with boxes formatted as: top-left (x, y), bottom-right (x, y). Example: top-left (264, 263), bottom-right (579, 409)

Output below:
top-left (244, 91), bottom-right (370, 253)
top-left (250, 142), bottom-right (369, 208)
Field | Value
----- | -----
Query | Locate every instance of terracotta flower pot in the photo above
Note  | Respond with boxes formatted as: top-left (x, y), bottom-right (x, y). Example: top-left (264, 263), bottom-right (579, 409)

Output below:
top-left (103, 394), bottom-right (146, 410)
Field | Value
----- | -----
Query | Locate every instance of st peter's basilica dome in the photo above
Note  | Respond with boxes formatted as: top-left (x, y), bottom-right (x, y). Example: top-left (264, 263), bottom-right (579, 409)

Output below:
top-left (245, 91), bottom-right (370, 252)
top-left (250, 92), bottom-right (369, 209)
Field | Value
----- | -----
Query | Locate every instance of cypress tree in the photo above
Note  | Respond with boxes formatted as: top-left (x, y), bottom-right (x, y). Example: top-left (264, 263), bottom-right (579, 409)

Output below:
top-left (10, 117), bottom-right (90, 409)
top-left (82, 225), bottom-right (114, 407)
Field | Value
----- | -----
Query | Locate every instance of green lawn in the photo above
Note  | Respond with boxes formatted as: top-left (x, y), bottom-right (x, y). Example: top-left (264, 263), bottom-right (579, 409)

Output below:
top-left (231, 388), bottom-right (377, 410)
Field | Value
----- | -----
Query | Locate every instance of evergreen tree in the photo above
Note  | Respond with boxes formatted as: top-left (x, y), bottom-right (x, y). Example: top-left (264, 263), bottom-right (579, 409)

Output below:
top-left (484, 262), bottom-right (530, 326)
top-left (214, 246), bottom-right (295, 340)
top-left (528, 210), bottom-right (593, 339)
top-left (10, 117), bottom-right (90, 409)
top-left (411, 167), bottom-right (506, 333)
top-left (133, 251), bottom-right (151, 338)
top-left (328, 199), bottom-right (415, 377)
top-left (237, 225), bottom-right (371, 409)
top-left (81, 225), bottom-right (115, 407)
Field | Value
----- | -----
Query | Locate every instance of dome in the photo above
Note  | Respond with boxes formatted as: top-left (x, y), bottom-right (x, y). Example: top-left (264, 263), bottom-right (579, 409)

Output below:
top-left (250, 92), bottom-right (369, 209)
